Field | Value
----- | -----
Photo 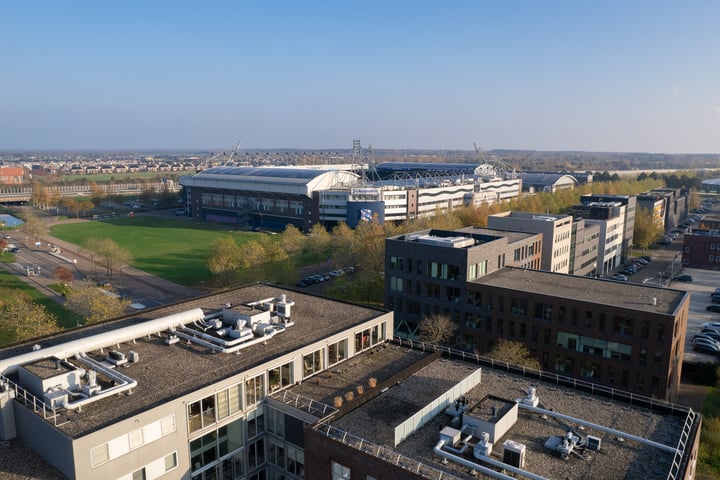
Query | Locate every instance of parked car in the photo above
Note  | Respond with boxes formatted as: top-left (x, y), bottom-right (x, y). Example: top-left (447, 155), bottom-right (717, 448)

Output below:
top-left (702, 321), bottom-right (720, 330)
top-left (700, 330), bottom-right (720, 341)
top-left (611, 274), bottom-right (629, 282)
top-left (707, 305), bottom-right (720, 313)
top-left (693, 337), bottom-right (720, 354)
top-left (673, 275), bottom-right (693, 282)
top-left (693, 333), bottom-right (720, 344)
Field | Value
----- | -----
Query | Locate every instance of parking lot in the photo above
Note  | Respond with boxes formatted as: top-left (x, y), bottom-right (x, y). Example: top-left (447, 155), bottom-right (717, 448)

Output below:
top-left (667, 267), bottom-right (720, 363)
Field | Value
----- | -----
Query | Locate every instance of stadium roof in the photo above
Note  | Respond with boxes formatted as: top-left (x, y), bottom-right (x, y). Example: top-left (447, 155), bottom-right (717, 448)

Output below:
top-left (180, 166), bottom-right (360, 196)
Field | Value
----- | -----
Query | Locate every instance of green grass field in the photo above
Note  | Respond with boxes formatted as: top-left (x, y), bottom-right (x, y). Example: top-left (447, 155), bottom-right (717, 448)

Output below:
top-left (50, 217), bottom-right (262, 286)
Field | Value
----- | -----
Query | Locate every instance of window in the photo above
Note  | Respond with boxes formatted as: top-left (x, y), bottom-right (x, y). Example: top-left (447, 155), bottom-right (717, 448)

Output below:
top-left (92, 415), bottom-right (177, 468)
top-left (128, 429), bottom-right (144, 450)
top-left (390, 276), bottom-right (403, 292)
top-left (355, 329), bottom-right (372, 352)
top-left (268, 362), bottom-right (293, 393)
top-left (248, 439), bottom-right (265, 471)
top-left (91, 444), bottom-right (109, 467)
top-left (469, 263), bottom-right (477, 279)
top-left (248, 410), bottom-right (264, 439)
top-left (266, 407), bottom-right (285, 437)
top-left (164, 452), bottom-right (178, 472)
top-left (132, 468), bottom-right (146, 480)
top-left (445, 286), bottom-right (461, 303)
top-left (303, 349), bottom-right (324, 378)
top-left (613, 316), bottom-right (633, 336)
top-left (511, 298), bottom-right (527, 316)
top-left (267, 437), bottom-right (286, 469)
top-left (246, 373), bottom-right (264, 407)
top-left (188, 395), bottom-right (216, 432)
top-left (389, 256), bottom-right (404, 269)
top-left (191, 430), bottom-right (219, 472)
top-left (191, 419), bottom-right (245, 474)
top-left (287, 445), bottom-right (305, 477)
top-left (426, 283), bottom-right (441, 298)
top-left (328, 339), bottom-right (348, 365)
top-left (161, 414), bottom-right (176, 436)
top-left (331, 461), bottom-right (351, 480)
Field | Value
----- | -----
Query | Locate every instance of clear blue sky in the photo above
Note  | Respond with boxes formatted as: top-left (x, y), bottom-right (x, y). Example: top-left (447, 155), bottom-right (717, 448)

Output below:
top-left (2, 1), bottom-right (719, 153)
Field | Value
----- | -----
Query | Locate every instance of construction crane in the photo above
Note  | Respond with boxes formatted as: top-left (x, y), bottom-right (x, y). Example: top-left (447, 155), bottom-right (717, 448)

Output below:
top-left (202, 140), bottom-right (242, 169)
top-left (473, 143), bottom-right (517, 179)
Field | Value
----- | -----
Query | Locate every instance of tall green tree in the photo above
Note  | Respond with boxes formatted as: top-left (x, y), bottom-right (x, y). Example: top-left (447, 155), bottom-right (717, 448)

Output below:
top-left (633, 207), bottom-right (665, 250)
top-left (278, 224), bottom-right (306, 255)
top-left (0, 292), bottom-right (59, 341)
top-left (65, 280), bottom-right (131, 324)
top-left (207, 237), bottom-right (242, 285)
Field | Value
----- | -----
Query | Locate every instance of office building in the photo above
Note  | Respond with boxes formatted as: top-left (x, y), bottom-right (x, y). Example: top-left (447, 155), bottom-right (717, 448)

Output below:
top-left (385, 228), bottom-right (542, 339)
top-left (487, 212), bottom-right (573, 273)
top-left (0, 284), bottom-right (393, 479)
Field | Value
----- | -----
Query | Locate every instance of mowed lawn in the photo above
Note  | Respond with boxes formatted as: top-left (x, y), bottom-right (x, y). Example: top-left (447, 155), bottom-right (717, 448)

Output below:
top-left (51, 217), bottom-right (261, 286)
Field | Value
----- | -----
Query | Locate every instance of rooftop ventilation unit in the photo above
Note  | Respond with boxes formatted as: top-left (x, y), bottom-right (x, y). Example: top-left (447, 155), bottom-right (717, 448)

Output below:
top-left (274, 294), bottom-right (294, 320)
top-left (586, 435), bottom-right (601, 451)
top-left (502, 440), bottom-right (526, 468)
top-left (416, 235), bottom-right (474, 248)
top-left (475, 431), bottom-right (493, 457)
top-left (106, 350), bottom-right (127, 367)
top-left (518, 387), bottom-right (539, 408)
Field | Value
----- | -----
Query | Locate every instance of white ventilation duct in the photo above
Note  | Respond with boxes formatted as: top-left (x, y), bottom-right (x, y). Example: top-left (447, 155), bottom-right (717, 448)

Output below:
top-left (0, 308), bottom-right (205, 376)
top-left (434, 437), bottom-right (548, 480)
top-left (518, 403), bottom-right (677, 454)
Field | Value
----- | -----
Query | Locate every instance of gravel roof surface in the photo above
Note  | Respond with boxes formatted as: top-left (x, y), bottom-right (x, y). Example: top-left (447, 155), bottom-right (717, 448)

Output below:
top-left (304, 345), bottom-right (689, 480)
top-left (473, 267), bottom-right (688, 315)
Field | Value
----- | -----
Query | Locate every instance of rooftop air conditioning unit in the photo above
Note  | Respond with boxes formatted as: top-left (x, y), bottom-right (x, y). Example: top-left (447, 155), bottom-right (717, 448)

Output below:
top-left (503, 440), bottom-right (526, 468)
top-left (586, 435), bottom-right (601, 451)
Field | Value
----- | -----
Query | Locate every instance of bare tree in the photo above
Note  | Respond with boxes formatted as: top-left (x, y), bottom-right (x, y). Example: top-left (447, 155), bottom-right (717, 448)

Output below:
top-left (418, 313), bottom-right (457, 344)
top-left (487, 339), bottom-right (541, 370)
top-left (85, 237), bottom-right (133, 278)
top-left (23, 210), bottom-right (48, 244)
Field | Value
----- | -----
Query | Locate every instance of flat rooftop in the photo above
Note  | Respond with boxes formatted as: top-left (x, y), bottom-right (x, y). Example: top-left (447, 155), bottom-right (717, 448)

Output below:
top-left (296, 344), bottom-right (694, 480)
top-left (471, 267), bottom-right (688, 316)
top-left (0, 284), bottom-right (386, 438)
top-left (389, 228), bottom-right (538, 247)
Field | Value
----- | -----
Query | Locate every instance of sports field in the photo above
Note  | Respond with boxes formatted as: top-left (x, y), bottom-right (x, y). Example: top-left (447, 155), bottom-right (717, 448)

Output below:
top-left (50, 217), bottom-right (260, 286)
